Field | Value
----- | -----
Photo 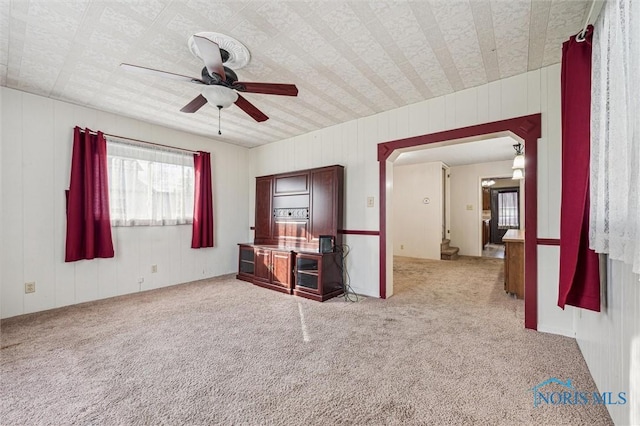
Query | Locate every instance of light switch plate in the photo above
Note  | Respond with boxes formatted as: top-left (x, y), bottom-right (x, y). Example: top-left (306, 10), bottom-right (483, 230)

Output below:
top-left (367, 196), bottom-right (374, 208)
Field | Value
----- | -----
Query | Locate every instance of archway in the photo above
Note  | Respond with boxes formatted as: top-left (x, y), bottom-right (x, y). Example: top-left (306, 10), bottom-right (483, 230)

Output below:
top-left (378, 114), bottom-right (541, 330)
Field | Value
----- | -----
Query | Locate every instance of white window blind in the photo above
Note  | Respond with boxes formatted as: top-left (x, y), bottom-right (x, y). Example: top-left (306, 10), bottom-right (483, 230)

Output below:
top-left (107, 139), bottom-right (194, 226)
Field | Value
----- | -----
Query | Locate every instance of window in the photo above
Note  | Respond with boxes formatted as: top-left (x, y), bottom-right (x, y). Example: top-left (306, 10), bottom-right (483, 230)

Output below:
top-left (107, 139), bottom-right (194, 226)
top-left (497, 190), bottom-right (519, 229)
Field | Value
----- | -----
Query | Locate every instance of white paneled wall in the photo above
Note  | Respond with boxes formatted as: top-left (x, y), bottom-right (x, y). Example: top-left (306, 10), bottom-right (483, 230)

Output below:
top-left (536, 245), bottom-right (575, 338)
top-left (0, 88), bottom-right (3, 319)
top-left (250, 64), bottom-right (573, 335)
top-left (1, 87), bottom-right (249, 319)
top-left (393, 162), bottom-right (443, 260)
top-left (575, 261), bottom-right (640, 425)
top-left (449, 160), bottom-right (514, 257)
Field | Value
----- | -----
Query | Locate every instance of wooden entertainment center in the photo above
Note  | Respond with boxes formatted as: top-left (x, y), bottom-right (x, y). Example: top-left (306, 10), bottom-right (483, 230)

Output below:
top-left (237, 165), bottom-right (344, 301)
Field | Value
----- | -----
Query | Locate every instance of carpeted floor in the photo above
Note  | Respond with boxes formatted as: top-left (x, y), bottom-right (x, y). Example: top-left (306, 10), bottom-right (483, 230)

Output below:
top-left (0, 256), bottom-right (612, 425)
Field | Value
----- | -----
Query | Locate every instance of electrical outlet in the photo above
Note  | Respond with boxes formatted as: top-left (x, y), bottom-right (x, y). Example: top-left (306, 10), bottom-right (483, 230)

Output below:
top-left (466, 204), bottom-right (473, 210)
top-left (367, 196), bottom-right (375, 208)
top-left (138, 277), bottom-right (144, 284)
top-left (151, 264), bottom-right (157, 273)
top-left (400, 245), bottom-right (404, 250)
top-left (25, 282), bottom-right (35, 294)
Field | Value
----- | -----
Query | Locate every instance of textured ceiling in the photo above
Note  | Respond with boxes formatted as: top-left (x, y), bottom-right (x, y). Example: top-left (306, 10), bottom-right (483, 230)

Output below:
top-left (395, 136), bottom-right (518, 167)
top-left (0, 1), bottom-right (590, 148)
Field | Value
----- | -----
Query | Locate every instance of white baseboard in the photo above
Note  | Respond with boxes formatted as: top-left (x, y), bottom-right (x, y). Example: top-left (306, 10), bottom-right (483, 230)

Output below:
top-left (536, 324), bottom-right (576, 338)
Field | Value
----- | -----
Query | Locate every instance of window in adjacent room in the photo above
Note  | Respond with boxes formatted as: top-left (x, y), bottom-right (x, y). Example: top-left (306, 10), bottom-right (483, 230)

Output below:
top-left (497, 190), bottom-right (519, 229)
top-left (106, 138), bottom-right (194, 226)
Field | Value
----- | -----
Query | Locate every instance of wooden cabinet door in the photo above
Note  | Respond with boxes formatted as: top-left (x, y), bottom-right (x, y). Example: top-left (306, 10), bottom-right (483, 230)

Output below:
top-left (271, 251), bottom-right (292, 288)
top-left (238, 245), bottom-right (255, 278)
top-left (254, 249), bottom-right (271, 283)
top-left (482, 220), bottom-right (490, 247)
top-left (309, 168), bottom-right (336, 243)
top-left (255, 177), bottom-right (273, 242)
top-left (482, 188), bottom-right (490, 210)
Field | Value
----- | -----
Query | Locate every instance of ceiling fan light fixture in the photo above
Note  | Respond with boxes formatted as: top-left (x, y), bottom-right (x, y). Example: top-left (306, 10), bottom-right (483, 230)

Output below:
top-left (202, 85), bottom-right (238, 108)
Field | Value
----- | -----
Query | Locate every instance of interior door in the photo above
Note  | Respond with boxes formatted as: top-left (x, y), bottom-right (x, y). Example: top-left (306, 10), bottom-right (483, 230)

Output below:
top-left (490, 187), bottom-right (520, 244)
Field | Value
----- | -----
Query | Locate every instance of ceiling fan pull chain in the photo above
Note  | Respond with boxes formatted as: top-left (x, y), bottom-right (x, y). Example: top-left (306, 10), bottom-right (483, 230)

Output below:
top-left (217, 105), bottom-right (222, 135)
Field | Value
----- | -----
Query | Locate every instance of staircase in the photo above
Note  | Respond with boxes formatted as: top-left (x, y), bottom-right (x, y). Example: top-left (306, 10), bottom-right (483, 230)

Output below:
top-left (440, 239), bottom-right (460, 261)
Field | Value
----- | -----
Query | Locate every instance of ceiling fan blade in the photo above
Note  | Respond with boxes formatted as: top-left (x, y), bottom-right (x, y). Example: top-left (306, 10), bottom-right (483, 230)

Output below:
top-left (235, 95), bottom-right (269, 122)
top-left (120, 63), bottom-right (204, 84)
top-left (235, 82), bottom-right (298, 96)
top-left (193, 35), bottom-right (226, 81)
top-left (180, 94), bottom-right (208, 113)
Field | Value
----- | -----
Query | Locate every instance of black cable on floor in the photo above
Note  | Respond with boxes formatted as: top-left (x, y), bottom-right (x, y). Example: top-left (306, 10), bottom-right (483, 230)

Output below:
top-left (335, 244), bottom-right (359, 302)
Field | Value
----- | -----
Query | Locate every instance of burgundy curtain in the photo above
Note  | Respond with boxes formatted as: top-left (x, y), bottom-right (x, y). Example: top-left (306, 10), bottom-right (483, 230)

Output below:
top-left (558, 25), bottom-right (600, 311)
top-left (192, 151), bottom-right (214, 248)
top-left (65, 127), bottom-right (114, 262)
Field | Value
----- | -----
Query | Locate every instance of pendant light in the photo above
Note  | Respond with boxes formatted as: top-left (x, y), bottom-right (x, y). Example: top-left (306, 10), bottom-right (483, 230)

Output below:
top-left (512, 168), bottom-right (524, 180)
top-left (512, 143), bottom-right (525, 179)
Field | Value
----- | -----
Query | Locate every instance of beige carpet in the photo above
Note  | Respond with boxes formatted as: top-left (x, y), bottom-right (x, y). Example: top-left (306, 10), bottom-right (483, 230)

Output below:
top-left (1, 256), bottom-right (612, 425)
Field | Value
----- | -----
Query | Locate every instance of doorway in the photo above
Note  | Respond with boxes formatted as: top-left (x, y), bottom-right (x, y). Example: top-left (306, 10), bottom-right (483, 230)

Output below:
top-left (442, 165), bottom-right (450, 241)
top-left (378, 114), bottom-right (541, 330)
top-left (481, 176), bottom-right (519, 259)
top-left (490, 187), bottom-right (520, 244)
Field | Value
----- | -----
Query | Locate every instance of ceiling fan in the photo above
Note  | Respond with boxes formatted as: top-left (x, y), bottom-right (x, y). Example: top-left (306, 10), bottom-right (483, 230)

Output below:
top-left (120, 33), bottom-right (298, 129)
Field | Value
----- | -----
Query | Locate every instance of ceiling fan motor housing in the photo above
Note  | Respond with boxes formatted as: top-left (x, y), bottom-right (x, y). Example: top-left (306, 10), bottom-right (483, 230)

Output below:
top-left (220, 49), bottom-right (230, 63)
top-left (200, 66), bottom-right (238, 85)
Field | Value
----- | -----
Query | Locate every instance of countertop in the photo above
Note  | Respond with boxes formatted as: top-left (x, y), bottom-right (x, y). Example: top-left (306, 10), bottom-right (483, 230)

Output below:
top-left (502, 229), bottom-right (525, 242)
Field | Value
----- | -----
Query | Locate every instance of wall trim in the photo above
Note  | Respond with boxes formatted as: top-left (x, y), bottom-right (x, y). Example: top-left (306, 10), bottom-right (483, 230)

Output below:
top-left (537, 238), bottom-right (561, 246)
top-left (378, 114), bottom-right (542, 331)
top-left (338, 229), bottom-right (380, 236)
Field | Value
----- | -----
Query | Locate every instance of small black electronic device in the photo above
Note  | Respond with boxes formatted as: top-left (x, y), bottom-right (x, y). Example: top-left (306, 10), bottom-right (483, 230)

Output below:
top-left (319, 235), bottom-right (335, 253)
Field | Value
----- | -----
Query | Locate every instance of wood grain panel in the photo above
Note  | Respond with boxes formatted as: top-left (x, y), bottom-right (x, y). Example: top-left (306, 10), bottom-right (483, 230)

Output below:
top-left (254, 249), bottom-right (271, 283)
top-left (309, 168), bottom-right (336, 243)
top-left (274, 173), bottom-right (308, 194)
top-left (254, 177), bottom-right (273, 242)
top-left (271, 251), bottom-right (292, 288)
top-left (274, 220), bottom-right (308, 243)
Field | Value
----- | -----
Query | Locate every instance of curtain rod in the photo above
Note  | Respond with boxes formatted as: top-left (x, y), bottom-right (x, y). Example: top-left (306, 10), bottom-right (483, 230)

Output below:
top-left (79, 127), bottom-right (198, 154)
top-left (576, 0), bottom-right (597, 42)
